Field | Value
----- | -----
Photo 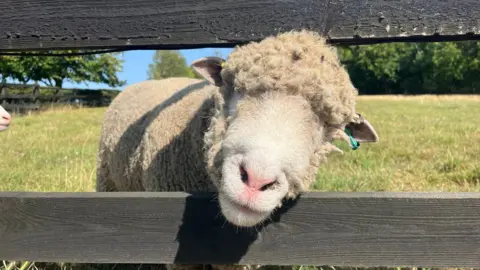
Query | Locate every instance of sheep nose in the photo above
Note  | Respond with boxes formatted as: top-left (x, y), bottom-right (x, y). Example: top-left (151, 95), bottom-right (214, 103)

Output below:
top-left (240, 165), bottom-right (278, 191)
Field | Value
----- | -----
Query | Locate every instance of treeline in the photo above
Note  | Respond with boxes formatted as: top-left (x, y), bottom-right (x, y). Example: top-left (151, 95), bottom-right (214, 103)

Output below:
top-left (0, 51), bottom-right (125, 88)
top-left (337, 41), bottom-right (480, 95)
top-left (148, 42), bottom-right (480, 95)
top-left (3, 41), bottom-right (477, 96)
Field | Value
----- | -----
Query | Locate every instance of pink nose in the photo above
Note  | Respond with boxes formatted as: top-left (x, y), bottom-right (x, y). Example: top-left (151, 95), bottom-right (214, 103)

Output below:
top-left (240, 166), bottom-right (277, 191)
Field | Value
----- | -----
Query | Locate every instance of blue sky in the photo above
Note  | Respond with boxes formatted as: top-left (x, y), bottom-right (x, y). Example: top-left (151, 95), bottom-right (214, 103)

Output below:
top-left (60, 48), bottom-right (234, 90)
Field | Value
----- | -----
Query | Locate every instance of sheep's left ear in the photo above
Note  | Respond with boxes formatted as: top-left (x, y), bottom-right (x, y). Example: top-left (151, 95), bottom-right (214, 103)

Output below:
top-left (345, 114), bottom-right (379, 143)
top-left (190, 56), bottom-right (225, 87)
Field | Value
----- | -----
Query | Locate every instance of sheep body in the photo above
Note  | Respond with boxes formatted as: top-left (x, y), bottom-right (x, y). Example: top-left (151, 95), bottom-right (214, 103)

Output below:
top-left (96, 78), bottom-right (217, 193)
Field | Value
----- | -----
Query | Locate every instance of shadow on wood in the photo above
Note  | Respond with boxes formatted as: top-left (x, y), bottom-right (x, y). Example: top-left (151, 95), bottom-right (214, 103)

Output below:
top-left (173, 193), bottom-right (298, 264)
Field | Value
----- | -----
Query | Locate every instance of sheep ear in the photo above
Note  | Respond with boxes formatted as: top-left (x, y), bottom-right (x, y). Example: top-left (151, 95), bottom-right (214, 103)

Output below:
top-left (345, 114), bottom-right (379, 143)
top-left (190, 56), bottom-right (225, 86)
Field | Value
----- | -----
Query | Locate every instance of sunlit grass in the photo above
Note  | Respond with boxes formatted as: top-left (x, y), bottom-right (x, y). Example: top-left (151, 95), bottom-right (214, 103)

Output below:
top-left (315, 96), bottom-right (480, 192)
top-left (0, 105), bottom-right (104, 192)
top-left (1, 97), bottom-right (479, 193)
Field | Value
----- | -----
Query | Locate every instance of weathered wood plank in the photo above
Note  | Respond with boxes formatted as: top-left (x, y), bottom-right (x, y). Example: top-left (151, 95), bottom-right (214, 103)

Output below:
top-left (1, 103), bottom-right (40, 110)
top-left (1, 192), bottom-right (480, 267)
top-left (0, 0), bottom-right (479, 51)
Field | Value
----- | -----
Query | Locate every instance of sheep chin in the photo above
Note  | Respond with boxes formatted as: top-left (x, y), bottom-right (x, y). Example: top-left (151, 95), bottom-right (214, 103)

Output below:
top-left (218, 192), bottom-right (272, 228)
top-left (216, 153), bottom-right (290, 227)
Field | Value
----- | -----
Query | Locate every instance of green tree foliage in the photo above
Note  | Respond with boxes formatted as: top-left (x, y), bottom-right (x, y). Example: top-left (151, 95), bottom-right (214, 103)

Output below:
top-left (338, 41), bottom-right (480, 94)
top-left (0, 56), bottom-right (22, 84)
top-left (0, 51), bottom-right (125, 88)
top-left (147, 50), bottom-right (201, 80)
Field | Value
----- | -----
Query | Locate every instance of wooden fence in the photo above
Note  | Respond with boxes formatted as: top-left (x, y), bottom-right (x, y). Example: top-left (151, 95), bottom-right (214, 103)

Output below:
top-left (1, 0), bottom-right (480, 268)
top-left (2, 192), bottom-right (480, 267)
top-left (0, 83), bottom-right (120, 112)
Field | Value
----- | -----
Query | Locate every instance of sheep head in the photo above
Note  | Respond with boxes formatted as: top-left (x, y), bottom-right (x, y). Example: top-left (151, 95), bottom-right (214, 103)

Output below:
top-left (191, 30), bottom-right (379, 228)
top-left (0, 105), bottom-right (11, 132)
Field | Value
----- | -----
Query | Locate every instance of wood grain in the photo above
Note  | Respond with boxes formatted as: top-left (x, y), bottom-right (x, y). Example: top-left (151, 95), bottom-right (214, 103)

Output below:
top-left (0, 0), bottom-right (479, 51)
top-left (1, 192), bottom-right (480, 267)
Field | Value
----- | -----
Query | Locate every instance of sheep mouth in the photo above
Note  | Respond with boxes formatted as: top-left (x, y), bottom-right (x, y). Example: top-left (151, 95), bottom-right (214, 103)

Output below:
top-left (0, 123), bottom-right (9, 130)
top-left (218, 193), bottom-right (273, 227)
top-left (231, 200), bottom-right (267, 215)
top-left (220, 191), bottom-right (271, 215)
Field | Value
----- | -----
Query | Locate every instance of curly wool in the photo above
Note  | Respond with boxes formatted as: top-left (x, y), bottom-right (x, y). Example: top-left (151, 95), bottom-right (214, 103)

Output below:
top-left (220, 30), bottom-right (358, 128)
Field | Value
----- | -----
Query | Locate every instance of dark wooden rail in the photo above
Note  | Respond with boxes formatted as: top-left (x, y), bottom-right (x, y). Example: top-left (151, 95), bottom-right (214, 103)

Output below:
top-left (0, 83), bottom-right (120, 111)
top-left (0, 0), bottom-right (479, 51)
top-left (1, 191), bottom-right (480, 267)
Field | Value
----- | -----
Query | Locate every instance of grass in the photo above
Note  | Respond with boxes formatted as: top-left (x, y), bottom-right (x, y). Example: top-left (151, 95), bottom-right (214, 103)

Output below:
top-left (314, 96), bottom-right (480, 191)
top-left (0, 106), bottom-right (105, 192)
top-left (2, 96), bottom-right (479, 193)
top-left (1, 96), bottom-right (480, 270)
top-left (315, 95), bottom-right (480, 192)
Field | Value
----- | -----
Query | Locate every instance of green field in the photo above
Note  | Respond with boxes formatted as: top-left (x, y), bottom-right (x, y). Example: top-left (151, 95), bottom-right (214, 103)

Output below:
top-left (1, 95), bottom-right (480, 270)
top-left (1, 95), bottom-right (479, 193)
top-left (0, 106), bottom-right (105, 192)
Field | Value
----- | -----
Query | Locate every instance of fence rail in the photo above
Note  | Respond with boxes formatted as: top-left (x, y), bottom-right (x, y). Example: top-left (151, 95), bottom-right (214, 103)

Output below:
top-left (0, 83), bottom-right (120, 111)
top-left (0, 0), bottom-right (479, 51)
top-left (1, 191), bottom-right (480, 267)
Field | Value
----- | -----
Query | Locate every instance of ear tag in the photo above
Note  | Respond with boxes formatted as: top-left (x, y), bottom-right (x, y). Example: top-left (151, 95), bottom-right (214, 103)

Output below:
top-left (344, 127), bottom-right (360, 150)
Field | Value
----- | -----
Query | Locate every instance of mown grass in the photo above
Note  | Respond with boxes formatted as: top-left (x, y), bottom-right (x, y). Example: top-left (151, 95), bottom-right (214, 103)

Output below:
top-left (2, 96), bottom-right (479, 193)
top-left (1, 96), bottom-right (480, 270)
top-left (315, 95), bottom-right (480, 192)
top-left (0, 106), bottom-right (105, 192)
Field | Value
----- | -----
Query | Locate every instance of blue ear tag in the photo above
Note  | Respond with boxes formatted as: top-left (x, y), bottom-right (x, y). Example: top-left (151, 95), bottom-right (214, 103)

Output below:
top-left (344, 127), bottom-right (360, 150)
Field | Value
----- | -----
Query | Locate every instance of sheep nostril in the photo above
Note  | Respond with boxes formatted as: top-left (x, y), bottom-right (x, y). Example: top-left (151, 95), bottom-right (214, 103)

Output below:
top-left (259, 179), bottom-right (279, 192)
top-left (240, 165), bottom-right (248, 184)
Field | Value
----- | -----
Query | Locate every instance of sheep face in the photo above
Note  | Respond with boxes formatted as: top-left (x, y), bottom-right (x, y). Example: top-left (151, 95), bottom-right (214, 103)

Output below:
top-left (0, 105), bottom-right (11, 132)
top-left (191, 31), bottom-right (378, 228)
top-left (192, 56), bottom-right (378, 228)
top-left (216, 90), bottom-right (322, 227)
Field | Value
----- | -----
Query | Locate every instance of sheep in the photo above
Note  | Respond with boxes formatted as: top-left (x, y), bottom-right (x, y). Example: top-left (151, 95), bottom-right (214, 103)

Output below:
top-left (0, 105), bottom-right (11, 132)
top-left (96, 30), bottom-right (379, 270)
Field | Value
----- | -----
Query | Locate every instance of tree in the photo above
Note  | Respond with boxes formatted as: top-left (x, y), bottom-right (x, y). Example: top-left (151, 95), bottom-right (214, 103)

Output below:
top-left (338, 43), bottom-right (409, 94)
top-left (147, 50), bottom-right (201, 80)
top-left (0, 51), bottom-right (126, 88)
top-left (337, 41), bottom-right (480, 95)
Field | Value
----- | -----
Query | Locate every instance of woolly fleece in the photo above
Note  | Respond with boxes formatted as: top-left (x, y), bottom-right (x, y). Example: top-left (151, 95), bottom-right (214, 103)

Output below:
top-left (221, 30), bottom-right (357, 127)
top-left (96, 78), bottom-right (217, 192)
